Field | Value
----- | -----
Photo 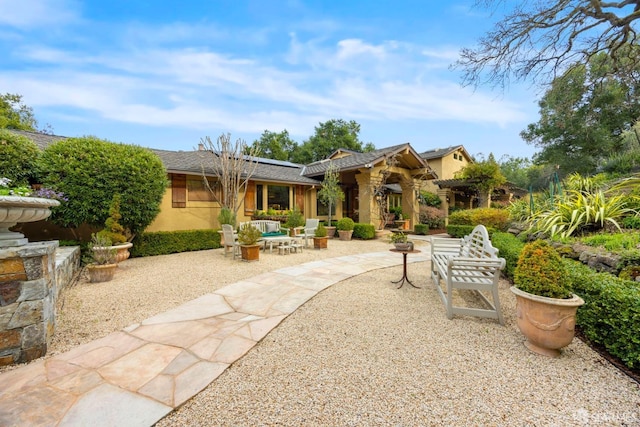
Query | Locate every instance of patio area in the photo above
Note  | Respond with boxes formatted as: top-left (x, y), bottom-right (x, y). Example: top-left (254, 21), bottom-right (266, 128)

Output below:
top-left (0, 238), bottom-right (638, 426)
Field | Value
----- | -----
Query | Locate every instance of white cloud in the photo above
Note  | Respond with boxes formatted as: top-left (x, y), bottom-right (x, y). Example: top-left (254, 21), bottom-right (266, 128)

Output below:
top-left (0, 0), bottom-right (79, 29)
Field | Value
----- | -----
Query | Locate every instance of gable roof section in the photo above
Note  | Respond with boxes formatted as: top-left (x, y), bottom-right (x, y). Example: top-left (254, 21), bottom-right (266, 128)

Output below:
top-left (420, 145), bottom-right (472, 162)
top-left (303, 143), bottom-right (437, 179)
top-left (6, 129), bottom-right (66, 150)
top-left (153, 148), bottom-right (320, 185)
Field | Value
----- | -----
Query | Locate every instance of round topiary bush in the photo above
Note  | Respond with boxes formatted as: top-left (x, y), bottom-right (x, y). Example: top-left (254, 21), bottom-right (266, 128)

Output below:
top-left (514, 240), bottom-right (573, 299)
top-left (336, 217), bottom-right (355, 231)
top-left (37, 136), bottom-right (167, 238)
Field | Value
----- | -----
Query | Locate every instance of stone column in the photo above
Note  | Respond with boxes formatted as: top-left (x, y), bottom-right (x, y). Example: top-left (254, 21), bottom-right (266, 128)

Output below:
top-left (400, 179), bottom-right (421, 230)
top-left (0, 241), bottom-right (58, 366)
top-left (355, 171), bottom-right (374, 226)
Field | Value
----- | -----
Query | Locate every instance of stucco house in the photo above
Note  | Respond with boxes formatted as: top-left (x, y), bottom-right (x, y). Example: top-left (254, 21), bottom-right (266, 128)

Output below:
top-left (12, 130), bottom-right (487, 234)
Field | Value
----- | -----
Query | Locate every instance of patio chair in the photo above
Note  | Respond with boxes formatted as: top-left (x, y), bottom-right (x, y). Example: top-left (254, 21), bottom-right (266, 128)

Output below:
top-left (298, 218), bottom-right (319, 247)
top-left (221, 224), bottom-right (240, 259)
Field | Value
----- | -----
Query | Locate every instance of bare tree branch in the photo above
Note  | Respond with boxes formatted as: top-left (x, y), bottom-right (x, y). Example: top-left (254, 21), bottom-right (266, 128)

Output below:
top-left (454, 0), bottom-right (640, 89)
top-left (199, 133), bottom-right (261, 218)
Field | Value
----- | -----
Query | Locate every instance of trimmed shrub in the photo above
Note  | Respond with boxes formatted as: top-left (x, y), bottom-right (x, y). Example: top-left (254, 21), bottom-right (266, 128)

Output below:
top-left (353, 223), bottom-right (375, 239)
top-left (419, 206), bottom-right (445, 229)
top-left (131, 229), bottom-right (220, 257)
top-left (419, 190), bottom-right (441, 207)
top-left (448, 209), bottom-right (473, 225)
top-left (448, 208), bottom-right (510, 231)
top-left (566, 260), bottom-right (640, 368)
top-left (37, 136), bottom-right (167, 238)
top-left (490, 232), bottom-right (525, 280)
top-left (414, 224), bottom-right (429, 235)
top-left (0, 129), bottom-right (40, 185)
top-left (336, 217), bottom-right (355, 231)
top-left (514, 240), bottom-right (572, 298)
top-left (446, 224), bottom-right (475, 238)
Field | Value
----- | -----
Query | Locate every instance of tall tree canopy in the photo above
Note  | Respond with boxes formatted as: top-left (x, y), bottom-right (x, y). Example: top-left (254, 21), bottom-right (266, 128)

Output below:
top-left (455, 1), bottom-right (640, 89)
top-left (247, 130), bottom-right (297, 161)
top-left (291, 119), bottom-right (375, 164)
top-left (0, 93), bottom-right (38, 131)
top-left (455, 153), bottom-right (506, 207)
top-left (521, 50), bottom-right (640, 175)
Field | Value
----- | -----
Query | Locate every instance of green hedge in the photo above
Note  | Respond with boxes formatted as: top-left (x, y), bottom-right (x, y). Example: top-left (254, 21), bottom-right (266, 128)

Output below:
top-left (446, 224), bottom-right (475, 238)
top-left (353, 223), bottom-right (375, 239)
top-left (491, 233), bottom-right (640, 370)
top-left (131, 229), bottom-right (220, 257)
top-left (414, 224), bottom-right (429, 235)
top-left (490, 232), bottom-right (525, 280)
top-left (565, 260), bottom-right (640, 368)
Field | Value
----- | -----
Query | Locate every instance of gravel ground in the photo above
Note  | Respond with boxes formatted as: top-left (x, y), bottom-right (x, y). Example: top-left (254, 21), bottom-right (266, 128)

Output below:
top-left (5, 237), bottom-right (640, 425)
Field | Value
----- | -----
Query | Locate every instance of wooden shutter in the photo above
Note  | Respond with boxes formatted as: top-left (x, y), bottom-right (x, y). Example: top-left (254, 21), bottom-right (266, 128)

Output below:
top-left (172, 174), bottom-right (187, 208)
top-left (244, 181), bottom-right (256, 215)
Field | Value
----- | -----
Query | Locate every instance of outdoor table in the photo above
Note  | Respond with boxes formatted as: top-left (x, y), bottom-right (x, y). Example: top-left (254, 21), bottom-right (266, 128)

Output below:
top-left (261, 235), bottom-right (292, 253)
top-left (389, 248), bottom-right (422, 289)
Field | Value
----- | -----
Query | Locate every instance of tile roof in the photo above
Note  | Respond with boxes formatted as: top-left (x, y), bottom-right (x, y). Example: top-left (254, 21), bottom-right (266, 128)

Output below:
top-left (151, 149), bottom-right (320, 185)
top-left (419, 145), bottom-right (468, 160)
top-left (5, 129), bottom-right (66, 150)
top-left (302, 143), bottom-right (432, 178)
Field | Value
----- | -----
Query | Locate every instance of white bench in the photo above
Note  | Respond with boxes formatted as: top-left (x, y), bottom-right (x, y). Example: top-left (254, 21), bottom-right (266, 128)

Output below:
top-left (240, 220), bottom-right (289, 235)
top-left (430, 225), bottom-right (506, 325)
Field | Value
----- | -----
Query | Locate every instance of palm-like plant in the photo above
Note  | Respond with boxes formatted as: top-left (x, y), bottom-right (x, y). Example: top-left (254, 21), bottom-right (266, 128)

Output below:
top-left (531, 188), bottom-right (634, 238)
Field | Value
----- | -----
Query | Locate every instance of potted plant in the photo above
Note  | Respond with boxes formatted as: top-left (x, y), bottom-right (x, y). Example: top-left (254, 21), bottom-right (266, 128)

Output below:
top-left (86, 233), bottom-right (118, 283)
top-left (317, 162), bottom-right (344, 239)
top-left (285, 208), bottom-right (305, 236)
top-left (313, 223), bottom-right (328, 249)
top-left (389, 231), bottom-right (413, 251)
top-left (336, 217), bottom-right (355, 241)
top-left (95, 194), bottom-right (133, 263)
top-left (511, 240), bottom-right (585, 357)
top-left (237, 223), bottom-right (262, 261)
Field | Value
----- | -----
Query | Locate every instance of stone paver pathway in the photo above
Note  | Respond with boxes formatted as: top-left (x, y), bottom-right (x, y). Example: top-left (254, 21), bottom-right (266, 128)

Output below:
top-left (0, 251), bottom-right (427, 427)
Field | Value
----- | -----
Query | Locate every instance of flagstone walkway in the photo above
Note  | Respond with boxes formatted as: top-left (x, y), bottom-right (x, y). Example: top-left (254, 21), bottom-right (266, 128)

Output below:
top-left (0, 250), bottom-right (427, 427)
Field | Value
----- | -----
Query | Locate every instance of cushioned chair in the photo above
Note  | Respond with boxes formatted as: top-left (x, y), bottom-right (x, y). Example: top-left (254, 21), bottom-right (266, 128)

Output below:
top-left (221, 224), bottom-right (240, 259)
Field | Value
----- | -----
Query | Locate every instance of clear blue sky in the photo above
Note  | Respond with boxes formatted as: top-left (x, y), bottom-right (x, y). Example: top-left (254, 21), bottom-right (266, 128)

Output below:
top-left (0, 0), bottom-right (541, 160)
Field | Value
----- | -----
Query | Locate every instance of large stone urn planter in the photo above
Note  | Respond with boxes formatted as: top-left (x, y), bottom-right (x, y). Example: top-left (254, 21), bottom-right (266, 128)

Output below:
top-left (92, 242), bottom-right (133, 264)
top-left (511, 286), bottom-right (585, 357)
top-left (0, 196), bottom-right (60, 247)
top-left (113, 242), bottom-right (133, 263)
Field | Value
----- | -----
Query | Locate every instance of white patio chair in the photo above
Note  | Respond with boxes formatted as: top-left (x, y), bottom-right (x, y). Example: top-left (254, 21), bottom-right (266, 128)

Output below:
top-left (298, 218), bottom-right (319, 247)
top-left (221, 224), bottom-right (240, 259)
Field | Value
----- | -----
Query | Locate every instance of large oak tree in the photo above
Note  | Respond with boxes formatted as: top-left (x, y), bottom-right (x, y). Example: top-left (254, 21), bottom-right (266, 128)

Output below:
top-left (521, 50), bottom-right (640, 174)
top-left (455, 1), bottom-right (640, 89)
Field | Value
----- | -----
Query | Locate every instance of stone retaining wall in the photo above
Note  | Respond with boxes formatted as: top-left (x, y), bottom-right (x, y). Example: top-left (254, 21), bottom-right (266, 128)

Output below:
top-left (0, 242), bottom-right (80, 366)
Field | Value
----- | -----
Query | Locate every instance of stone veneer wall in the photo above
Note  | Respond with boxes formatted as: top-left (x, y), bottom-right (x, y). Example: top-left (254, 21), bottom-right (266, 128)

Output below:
top-left (0, 241), bottom-right (70, 366)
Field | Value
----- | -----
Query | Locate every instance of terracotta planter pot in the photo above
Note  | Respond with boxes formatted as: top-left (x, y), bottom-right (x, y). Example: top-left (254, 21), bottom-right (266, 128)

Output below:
top-left (313, 236), bottom-right (328, 249)
top-left (113, 242), bottom-right (133, 263)
top-left (337, 230), bottom-right (353, 241)
top-left (93, 242), bottom-right (133, 264)
top-left (240, 244), bottom-right (261, 261)
top-left (511, 286), bottom-right (585, 357)
top-left (87, 263), bottom-right (117, 283)
top-left (325, 226), bottom-right (336, 239)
